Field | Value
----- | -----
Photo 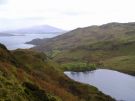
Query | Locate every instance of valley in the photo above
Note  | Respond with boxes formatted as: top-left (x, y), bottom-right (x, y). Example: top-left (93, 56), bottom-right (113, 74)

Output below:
top-left (28, 22), bottom-right (135, 75)
top-left (0, 43), bottom-right (115, 101)
top-left (1, 22), bottom-right (135, 101)
top-left (1, 0), bottom-right (135, 100)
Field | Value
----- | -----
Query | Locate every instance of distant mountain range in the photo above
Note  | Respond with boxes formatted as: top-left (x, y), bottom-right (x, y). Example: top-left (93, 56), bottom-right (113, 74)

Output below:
top-left (2, 25), bottom-right (65, 34)
top-left (29, 22), bottom-right (135, 51)
top-left (0, 33), bottom-right (13, 36)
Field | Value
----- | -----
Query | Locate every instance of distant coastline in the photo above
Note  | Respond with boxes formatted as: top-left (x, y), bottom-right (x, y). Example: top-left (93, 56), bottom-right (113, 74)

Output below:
top-left (0, 33), bottom-right (14, 36)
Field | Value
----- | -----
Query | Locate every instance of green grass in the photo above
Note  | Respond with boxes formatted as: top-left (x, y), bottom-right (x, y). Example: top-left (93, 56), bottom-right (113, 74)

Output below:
top-left (103, 55), bottom-right (135, 75)
top-left (61, 62), bottom-right (96, 71)
top-left (49, 40), bottom-right (135, 76)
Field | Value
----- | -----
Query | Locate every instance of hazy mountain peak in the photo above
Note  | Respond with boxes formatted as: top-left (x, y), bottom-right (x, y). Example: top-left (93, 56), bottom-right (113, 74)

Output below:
top-left (3, 25), bottom-right (65, 34)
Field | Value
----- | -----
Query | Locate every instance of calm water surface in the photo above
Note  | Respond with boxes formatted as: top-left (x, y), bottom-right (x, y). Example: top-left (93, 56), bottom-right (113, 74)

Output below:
top-left (64, 69), bottom-right (135, 101)
top-left (0, 33), bottom-right (59, 50)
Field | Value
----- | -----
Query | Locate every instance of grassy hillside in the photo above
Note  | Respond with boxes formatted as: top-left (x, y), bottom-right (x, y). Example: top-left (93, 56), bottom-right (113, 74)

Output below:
top-left (0, 43), bottom-right (115, 101)
top-left (28, 22), bottom-right (135, 75)
top-left (29, 22), bottom-right (135, 51)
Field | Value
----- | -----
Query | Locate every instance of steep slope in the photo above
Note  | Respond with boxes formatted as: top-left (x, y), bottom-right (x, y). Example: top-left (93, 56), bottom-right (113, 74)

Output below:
top-left (0, 43), bottom-right (115, 101)
top-left (28, 22), bottom-right (135, 75)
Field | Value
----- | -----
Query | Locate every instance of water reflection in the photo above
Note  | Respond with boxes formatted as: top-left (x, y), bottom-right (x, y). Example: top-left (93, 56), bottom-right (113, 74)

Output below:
top-left (64, 69), bottom-right (135, 101)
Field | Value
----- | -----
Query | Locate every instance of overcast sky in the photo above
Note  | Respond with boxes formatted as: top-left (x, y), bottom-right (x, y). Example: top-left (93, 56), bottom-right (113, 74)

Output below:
top-left (0, 0), bottom-right (135, 31)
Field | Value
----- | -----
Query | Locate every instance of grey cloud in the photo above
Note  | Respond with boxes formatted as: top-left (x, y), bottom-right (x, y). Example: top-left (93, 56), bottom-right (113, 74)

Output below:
top-left (0, 0), bottom-right (7, 5)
